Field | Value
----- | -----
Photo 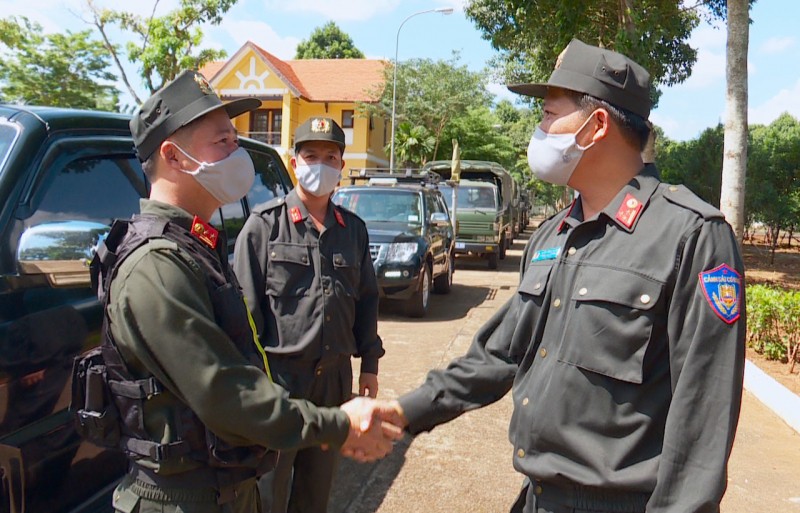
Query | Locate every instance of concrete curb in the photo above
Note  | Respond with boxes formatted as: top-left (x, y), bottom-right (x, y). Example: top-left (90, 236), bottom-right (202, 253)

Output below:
top-left (743, 359), bottom-right (800, 434)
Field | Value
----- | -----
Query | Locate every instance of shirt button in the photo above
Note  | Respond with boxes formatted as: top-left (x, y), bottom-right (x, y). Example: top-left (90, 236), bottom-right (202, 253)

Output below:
top-left (301, 256), bottom-right (308, 264)
top-left (326, 315), bottom-right (331, 322)
top-left (641, 294), bottom-right (651, 304)
top-left (534, 485), bottom-right (543, 495)
top-left (533, 282), bottom-right (541, 290)
top-left (578, 287), bottom-right (588, 296)
top-left (315, 369), bottom-right (322, 376)
top-left (517, 448), bottom-right (525, 458)
top-left (522, 397), bottom-right (529, 406)
top-left (270, 251), bottom-right (276, 258)
top-left (539, 348), bottom-right (547, 358)
top-left (325, 345), bottom-right (330, 350)
top-left (669, 185), bottom-right (678, 192)
top-left (553, 298), bottom-right (561, 308)
top-left (567, 247), bottom-right (577, 256)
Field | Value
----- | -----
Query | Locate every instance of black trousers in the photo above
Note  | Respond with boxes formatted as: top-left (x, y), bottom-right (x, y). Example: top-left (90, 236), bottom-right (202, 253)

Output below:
top-left (510, 479), bottom-right (650, 513)
top-left (259, 355), bottom-right (353, 513)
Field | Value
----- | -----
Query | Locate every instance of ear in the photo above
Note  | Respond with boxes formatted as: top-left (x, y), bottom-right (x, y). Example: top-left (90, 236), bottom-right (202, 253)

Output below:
top-left (290, 156), bottom-right (297, 170)
top-left (589, 109), bottom-right (610, 144)
top-left (339, 159), bottom-right (346, 171)
top-left (159, 141), bottom-right (183, 172)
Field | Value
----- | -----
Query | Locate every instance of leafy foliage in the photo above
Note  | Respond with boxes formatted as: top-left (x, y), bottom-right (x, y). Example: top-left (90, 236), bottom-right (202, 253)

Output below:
top-left (746, 284), bottom-right (800, 367)
top-left (0, 16), bottom-right (119, 110)
top-left (392, 122), bottom-right (436, 168)
top-left (464, 0), bottom-right (700, 104)
top-left (86, 0), bottom-right (236, 103)
top-left (295, 21), bottom-right (365, 59)
top-left (657, 124), bottom-right (724, 206)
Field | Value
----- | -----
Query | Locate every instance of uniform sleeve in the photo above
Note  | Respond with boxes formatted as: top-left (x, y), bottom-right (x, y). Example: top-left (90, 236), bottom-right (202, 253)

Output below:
top-left (233, 213), bottom-right (271, 338)
top-left (648, 219), bottom-right (746, 513)
top-left (397, 236), bottom-right (535, 435)
top-left (353, 222), bottom-right (384, 374)
top-left (110, 242), bottom-right (350, 451)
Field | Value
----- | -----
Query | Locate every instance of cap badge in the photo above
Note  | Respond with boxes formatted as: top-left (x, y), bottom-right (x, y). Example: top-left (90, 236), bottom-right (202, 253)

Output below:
top-left (190, 215), bottom-right (218, 249)
top-left (311, 118), bottom-right (331, 133)
top-left (193, 73), bottom-right (213, 95)
top-left (699, 264), bottom-right (742, 324)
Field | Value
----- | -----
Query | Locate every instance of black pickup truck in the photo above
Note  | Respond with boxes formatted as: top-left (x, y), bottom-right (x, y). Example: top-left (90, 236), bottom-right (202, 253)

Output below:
top-left (0, 105), bottom-right (293, 513)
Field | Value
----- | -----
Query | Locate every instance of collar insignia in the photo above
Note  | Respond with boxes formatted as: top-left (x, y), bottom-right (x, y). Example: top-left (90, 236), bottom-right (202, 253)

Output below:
top-left (289, 206), bottom-right (304, 223)
top-left (615, 193), bottom-right (643, 229)
top-left (334, 209), bottom-right (346, 227)
top-left (190, 216), bottom-right (218, 249)
top-left (699, 264), bottom-right (742, 324)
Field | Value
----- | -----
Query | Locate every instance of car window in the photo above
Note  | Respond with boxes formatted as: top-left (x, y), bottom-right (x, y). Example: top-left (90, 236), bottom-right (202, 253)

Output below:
top-left (245, 148), bottom-right (291, 212)
top-left (334, 189), bottom-right (422, 224)
top-left (26, 155), bottom-right (146, 228)
top-left (0, 120), bottom-right (20, 177)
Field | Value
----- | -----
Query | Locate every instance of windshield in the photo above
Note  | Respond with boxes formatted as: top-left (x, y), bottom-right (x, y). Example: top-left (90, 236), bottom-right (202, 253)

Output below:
top-left (0, 120), bottom-right (20, 177)
top-left (439, 184), bottom-right (498, 210)
top-left (333, 189), bottom-right (423, 224)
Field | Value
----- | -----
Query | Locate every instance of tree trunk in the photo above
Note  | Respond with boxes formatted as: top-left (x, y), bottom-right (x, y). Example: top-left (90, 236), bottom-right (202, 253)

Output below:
top-left (719, 0), bottom-right (749, 245)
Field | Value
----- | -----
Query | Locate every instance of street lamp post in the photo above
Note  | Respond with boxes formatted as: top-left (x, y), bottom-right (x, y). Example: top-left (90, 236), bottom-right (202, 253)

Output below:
top-left (389, 7), bottom-right (453, 172)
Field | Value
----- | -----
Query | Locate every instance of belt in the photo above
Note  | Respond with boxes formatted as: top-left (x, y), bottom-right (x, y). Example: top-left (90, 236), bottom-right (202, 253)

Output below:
top-left (128, 464), bottom-right (258, 505)
top-left (531, 479), bottom-right (651, 513)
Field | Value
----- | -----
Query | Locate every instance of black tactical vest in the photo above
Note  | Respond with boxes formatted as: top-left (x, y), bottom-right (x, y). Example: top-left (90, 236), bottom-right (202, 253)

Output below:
top-left (73, 213), bottom-right (273, 473)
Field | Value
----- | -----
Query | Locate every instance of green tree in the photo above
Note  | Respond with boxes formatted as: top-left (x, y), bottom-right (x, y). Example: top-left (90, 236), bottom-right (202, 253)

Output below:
top-left (86, 0), bottom-right (236, 104)
top-left (0, 16), bottom-right (118, 110)
top-left (658, 124), bottom-right (725, 206)
top-left (440, 107), bottom-right (515, 171)
top-left (295, 21), bottom-right (365, 59)
top-left (362, 52), bottom-right (491, 162)
top-left (465, 0), bottom-right (700, 102)
top-left (393, 122), bottom-right (436, 168)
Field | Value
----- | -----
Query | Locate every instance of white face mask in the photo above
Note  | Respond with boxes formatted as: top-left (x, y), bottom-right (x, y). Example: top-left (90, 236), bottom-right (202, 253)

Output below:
top-left (527, 114), bottom-right (596, 186)
top-left (173, 144), bottom-right (255, 204)
top-left (294, 163), bottom-right (342, 196)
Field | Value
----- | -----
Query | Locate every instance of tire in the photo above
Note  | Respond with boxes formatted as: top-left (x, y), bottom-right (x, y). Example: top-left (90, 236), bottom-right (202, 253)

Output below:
top-left (499, 233), bottom-right (507, 260)
top-left (405, 265), bottom-right (431, 317)
top-left (487, 252), bottom-right (498, 269)
top-left (433, 254), bottom-right (454, 294)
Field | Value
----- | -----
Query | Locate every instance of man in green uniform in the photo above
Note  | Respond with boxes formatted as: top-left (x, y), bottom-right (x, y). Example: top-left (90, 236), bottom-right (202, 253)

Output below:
top-left (100, 71), bottom-right (399, 513)
top-left (233, 117), bottom-right (383, 513)
top-left (373, 39), bottom-right (746, 512)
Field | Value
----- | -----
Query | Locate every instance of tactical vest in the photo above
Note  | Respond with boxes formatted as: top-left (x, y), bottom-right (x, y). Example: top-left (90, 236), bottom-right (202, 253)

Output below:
top-left (72, 213), bottom-right (273, 475)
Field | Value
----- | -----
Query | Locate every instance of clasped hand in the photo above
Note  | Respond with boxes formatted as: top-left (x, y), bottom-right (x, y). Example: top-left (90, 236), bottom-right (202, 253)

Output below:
top-left (338, 397), bottom-right (408, 463)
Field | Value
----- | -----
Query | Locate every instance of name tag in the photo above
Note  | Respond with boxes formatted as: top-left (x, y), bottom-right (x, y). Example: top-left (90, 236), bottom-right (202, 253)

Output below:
top-left (531, 247), bottom-right (560, 262)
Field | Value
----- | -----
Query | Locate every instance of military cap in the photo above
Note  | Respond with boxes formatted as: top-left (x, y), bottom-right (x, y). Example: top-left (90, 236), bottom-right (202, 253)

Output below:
top-left (508, 39), bottom-right (652, 119)
top-left (294, 117), bottom-right (346, 152)
top-left (130, 70), bottom-right (261, 161)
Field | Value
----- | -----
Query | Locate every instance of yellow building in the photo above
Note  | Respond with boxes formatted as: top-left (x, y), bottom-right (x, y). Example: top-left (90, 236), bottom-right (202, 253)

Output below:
top-left (200, 41), bottom-right (389, 181)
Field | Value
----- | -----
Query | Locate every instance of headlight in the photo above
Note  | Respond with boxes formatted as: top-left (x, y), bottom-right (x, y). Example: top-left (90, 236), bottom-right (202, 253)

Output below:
top-left (386, 242), bottom-right (418, 263)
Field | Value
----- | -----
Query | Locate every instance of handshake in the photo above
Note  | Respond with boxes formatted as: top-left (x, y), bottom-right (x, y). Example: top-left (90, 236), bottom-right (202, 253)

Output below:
top-left (337, 397), bottom-right (408, 463)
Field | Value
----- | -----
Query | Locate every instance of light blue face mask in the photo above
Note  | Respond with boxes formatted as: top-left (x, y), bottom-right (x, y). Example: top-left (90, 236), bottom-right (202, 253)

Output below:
top-left (294, 162), bottom-right (342, 196)
top-left (174, 144), bottom-right (255, 204)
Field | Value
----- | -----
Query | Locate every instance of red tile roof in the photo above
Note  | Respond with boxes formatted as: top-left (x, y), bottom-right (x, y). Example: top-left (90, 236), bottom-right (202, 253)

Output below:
top-left (200, 41), bottom-right (387, 103)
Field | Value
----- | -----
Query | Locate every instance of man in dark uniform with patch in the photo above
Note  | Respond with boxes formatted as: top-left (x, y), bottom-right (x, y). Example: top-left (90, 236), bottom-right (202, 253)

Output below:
top-left (96, 72), bottom-right (398, 513)
top-left (373, 39), bottom-right (746, 512)
top-left (233, 117), bottom-right (383, 513)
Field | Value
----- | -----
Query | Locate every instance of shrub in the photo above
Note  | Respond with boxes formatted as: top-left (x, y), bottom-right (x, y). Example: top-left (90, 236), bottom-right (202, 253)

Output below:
top-left (746, 284), bottom-right (800, 370)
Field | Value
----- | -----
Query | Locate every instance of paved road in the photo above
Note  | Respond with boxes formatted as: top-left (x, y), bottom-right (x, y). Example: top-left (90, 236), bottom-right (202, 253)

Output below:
top-left (331, 227), bottom-right (800, 513)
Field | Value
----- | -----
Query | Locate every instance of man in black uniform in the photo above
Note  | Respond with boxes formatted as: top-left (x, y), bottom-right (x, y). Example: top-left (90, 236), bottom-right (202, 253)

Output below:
top-left (233, 117), bottom-right (383, 513)
top-left (374, 39), bottom-right (746, 513)
top-left (93, 71), bottom-right (398, 513)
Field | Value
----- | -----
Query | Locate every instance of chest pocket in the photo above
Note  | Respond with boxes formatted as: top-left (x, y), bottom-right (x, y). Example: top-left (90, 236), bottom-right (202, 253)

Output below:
top-left (266, 242), bottom-right (313, 297)
top-left (558, 267), bottom-right (663, 384)
top-left (518, 263), bottom-right (553, 301)
top-left (332, 250), bottom-right (360, 298)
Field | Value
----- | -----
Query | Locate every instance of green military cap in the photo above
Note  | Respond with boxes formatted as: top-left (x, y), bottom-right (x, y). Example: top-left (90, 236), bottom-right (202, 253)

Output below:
top-left (294, 117), bottom-right (346, 152)
top-left (130, 70), bottom-right (261, 161)
top-left (508, 39), bottom-right (651, 119)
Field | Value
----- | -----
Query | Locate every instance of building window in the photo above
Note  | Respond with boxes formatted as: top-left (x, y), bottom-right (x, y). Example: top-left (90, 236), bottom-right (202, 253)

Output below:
top-left (342, 110), bottom-right (355, 129)
top-left (250, 109), bottom-right (282, 145)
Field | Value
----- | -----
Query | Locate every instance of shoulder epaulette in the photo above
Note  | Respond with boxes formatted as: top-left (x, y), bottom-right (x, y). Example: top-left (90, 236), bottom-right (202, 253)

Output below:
top-left (661, 184), bottom-right (725, 220)
top-left (253, 196), bottom-right (287, 216)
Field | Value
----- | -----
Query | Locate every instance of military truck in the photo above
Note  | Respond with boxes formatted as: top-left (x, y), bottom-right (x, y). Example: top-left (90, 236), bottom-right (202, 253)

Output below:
top-left (0, 105), bottom-right (294, 513)
top-left (424, 160), bottom-right (516, 269)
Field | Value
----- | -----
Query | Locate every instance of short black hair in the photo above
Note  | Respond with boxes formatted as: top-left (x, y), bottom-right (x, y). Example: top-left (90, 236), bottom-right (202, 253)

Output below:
top-left (565, 91), bottom-right (651, 151)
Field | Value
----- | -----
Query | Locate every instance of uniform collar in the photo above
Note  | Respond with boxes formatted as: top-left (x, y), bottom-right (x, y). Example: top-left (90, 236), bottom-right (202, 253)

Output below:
top-left (285, 189), bottom-right (345, 228)
top-left (600, 164), bottom-right (661, 233)
top-left (139, 199), bottom-right (197, 231)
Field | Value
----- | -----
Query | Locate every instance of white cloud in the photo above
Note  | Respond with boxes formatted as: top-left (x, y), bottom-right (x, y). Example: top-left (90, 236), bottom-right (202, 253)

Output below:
top-left (749, 79), bottom-right (800, 125)
top-left (262, 0), bottom-right (400, 22)
top-left (486, 82), bottom-right (516, 103)
top-left (680, 24), bottom-right (727, 89)
top-left (760, 36), bottom-right (795, 55)
top-left (218, 21), bottom-right (301, 59)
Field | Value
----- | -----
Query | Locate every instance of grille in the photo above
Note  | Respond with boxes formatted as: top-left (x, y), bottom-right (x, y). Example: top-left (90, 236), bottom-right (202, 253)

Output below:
top-left (369, 243), bottom-right (381, 261)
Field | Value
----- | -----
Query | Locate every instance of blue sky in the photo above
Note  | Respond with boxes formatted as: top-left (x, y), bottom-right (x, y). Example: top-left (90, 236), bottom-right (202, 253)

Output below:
top-left (5, 0), bottom-right (799, 141)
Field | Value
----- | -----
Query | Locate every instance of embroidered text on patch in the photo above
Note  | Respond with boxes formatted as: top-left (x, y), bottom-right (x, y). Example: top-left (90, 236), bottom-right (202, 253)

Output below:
top-left (698, 264), bottom-right (742, 324)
